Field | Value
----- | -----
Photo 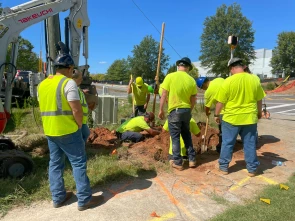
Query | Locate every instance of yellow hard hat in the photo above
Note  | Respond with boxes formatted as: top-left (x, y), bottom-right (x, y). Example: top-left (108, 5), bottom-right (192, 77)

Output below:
top-left (135, 77), bottom-right (143, 86)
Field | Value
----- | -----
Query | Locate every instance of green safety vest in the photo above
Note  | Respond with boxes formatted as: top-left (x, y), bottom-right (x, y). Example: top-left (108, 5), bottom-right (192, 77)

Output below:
top-left (38, 75), bottom-right (78, 136)
top-left (78, 88), bottom-right (89, 124)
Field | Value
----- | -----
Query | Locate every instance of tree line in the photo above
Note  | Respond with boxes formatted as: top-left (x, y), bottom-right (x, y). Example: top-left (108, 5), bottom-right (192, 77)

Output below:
top-left (1, 3), bottom-right (294, 78)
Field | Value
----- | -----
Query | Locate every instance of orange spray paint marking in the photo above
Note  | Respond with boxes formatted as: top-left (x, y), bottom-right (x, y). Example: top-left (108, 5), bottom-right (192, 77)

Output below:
top-left (150, 212), bottom-right (161, 218)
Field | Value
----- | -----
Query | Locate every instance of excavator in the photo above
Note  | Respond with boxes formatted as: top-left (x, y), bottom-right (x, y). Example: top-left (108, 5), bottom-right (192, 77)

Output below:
top-left (0, 0), bottom-right (95, 178)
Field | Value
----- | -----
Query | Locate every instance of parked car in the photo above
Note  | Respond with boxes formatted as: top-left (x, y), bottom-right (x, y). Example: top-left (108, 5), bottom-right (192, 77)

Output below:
top-left (14, 70), bottom-right (31, 83)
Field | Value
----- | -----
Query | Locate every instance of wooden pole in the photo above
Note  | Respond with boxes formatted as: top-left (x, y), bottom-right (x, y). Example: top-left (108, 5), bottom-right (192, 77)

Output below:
top-left (152, 22), bottom-right (165, 116)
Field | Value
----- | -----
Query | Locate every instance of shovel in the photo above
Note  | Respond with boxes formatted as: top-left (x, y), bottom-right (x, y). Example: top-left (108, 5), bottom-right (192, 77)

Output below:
top-left (130, 75), bottom-right (135, 115)
top-left (201, 116), bottom-right (209, 153)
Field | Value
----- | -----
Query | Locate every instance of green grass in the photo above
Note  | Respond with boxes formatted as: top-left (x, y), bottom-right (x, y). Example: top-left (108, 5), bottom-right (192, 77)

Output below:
top-left (211, 174), bottom-right (295, 221)
top-left (0, 149), bottom-right (150, 217)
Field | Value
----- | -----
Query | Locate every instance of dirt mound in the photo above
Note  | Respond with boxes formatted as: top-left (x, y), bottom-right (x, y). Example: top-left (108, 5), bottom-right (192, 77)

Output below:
top-left (267, 80), bottom-right (295, 94)
top-left (87, 127), bottom-right (119, 148)
top-left (129, 123), bottom-right (219, 164)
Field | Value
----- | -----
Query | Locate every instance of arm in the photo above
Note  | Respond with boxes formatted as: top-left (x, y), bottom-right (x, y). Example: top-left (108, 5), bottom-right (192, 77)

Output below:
top-left (144, 93), bottom-right (150, 109)
top-left (145, 128), bottom-right (160, 136)
top-left (127, 79), bottom-right (133, 94)
top-left (205, 106), bottom-right (211, 116)
top-left (158, 89), bottom-right (168, 119)
top-left (69, 100), bottom-right (83, 128)
top-left (257, 100), bottom-right (262, 119)
top-left (214, 102), bottom-right (224, 124)
top-left (190, 94), bottom-right (196, 111)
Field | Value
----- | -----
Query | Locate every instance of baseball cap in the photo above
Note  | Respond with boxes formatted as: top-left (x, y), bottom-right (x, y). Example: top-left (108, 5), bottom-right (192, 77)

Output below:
top-left (136, 77), bottom-right (143, 86)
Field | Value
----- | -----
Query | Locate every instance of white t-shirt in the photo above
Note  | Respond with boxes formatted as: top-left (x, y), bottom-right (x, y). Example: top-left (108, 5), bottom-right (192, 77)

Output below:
top-left (64, 79), bottom-right (80, 101)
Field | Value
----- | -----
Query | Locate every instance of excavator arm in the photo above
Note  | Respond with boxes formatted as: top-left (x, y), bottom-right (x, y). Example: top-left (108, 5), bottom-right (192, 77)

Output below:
top-left (0, 0), bottom-right (90, 112)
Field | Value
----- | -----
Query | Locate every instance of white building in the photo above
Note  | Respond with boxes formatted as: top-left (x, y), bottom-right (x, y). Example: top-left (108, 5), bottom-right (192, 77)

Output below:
top-left (193, 48), bottom-right (278, 79)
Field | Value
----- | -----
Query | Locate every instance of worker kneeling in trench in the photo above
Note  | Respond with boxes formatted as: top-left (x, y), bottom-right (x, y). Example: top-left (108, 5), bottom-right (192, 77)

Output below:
top-left (114, 112), bottom-right (160, 143)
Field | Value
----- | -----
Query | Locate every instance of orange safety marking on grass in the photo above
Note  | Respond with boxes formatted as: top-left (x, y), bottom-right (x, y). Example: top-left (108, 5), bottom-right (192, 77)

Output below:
top-left (154, 177), bottom-right (195, 220)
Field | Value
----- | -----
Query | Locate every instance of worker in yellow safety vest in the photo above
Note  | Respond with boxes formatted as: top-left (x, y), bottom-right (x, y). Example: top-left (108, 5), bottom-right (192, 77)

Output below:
top-left (72, 69), bottom-right (90, 144)
top-left (38, 51), bottom-right (103, 211)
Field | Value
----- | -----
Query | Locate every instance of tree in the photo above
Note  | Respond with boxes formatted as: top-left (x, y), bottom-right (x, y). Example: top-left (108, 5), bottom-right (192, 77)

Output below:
top-left (6, 37), bottom-right (39, 72)
top-left (90, 73), bottom-right (106, 81)
top-left (199, 3), bottom-right (256, 78)
top-left (270, 32), bottom-right (295, 77)
top-left (128, 35), bottom-right (170, 82)
top-left (105, 59), bottom-right (129, 81)
top-left (166, 64), bottom-right (176, 75)
top-left (0, 3), bottom-right (2, 14)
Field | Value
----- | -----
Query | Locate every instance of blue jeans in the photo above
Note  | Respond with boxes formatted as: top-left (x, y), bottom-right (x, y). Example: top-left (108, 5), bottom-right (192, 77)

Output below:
top-left (219, 120), bottom-right (260, 173)
top-left (168, 108), bottom-right (196, 166)
top-left (47, 129), bottom-right (92, 207)
top-left (121, 131), bottom-right (143, 143)
top-left (81, 124), bottom-right (90, 144)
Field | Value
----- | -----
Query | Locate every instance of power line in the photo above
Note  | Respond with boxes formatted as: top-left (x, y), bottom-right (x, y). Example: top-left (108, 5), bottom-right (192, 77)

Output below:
top-left (131, 0), bottom-right (182, 58)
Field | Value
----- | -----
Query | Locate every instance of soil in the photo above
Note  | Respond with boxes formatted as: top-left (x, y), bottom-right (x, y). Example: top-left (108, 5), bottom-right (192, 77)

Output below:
top-left (86, 124), bottom-right (220, 168)
top-left (266, 79), bottom-right (295, 94)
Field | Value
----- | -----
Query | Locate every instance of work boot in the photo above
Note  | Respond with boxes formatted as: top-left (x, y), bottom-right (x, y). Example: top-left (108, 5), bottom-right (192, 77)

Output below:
top-left (248, 171), bottom-right (257, 177)
top-left (171, 162), bottom-right (184, 171)
top-left (53, 191), bottom-right (73, 208)
top-left (78, 195), bottom-right (104, 211)
top-left (189, 160), bottom-right (197, 168)
top-left (218, 169), bottom-right (229, 175)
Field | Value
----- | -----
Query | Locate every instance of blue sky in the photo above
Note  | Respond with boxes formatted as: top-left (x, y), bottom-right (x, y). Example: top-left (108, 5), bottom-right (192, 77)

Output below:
top-left (2, 0), bottom-right (295, 74)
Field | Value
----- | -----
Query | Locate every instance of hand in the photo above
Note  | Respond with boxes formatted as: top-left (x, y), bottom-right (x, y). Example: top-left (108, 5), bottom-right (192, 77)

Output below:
top-left (158, 110), bottom-right (165, 120)
top-left (206, 111), bottom-right (211, 116)
top-left (144, 103), bottom-right (148, 109)
top-left (214, 117), bottom-right (220, 124)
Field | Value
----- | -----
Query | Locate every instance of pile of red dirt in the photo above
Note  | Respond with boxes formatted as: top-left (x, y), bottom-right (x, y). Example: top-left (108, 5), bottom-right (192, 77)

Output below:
top-left (129, 123), bottom-right (219, 163)
top-left (87, 127), bottom-right (119, 148)
top-left (267, 80), bottom-right (295, 94)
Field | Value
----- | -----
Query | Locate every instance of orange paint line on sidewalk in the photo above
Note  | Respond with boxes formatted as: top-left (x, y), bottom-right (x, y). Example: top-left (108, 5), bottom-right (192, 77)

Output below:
top-left (154, 177), bottom-right (178, 205)
top-left (154, 177), bottom-right (195, 220)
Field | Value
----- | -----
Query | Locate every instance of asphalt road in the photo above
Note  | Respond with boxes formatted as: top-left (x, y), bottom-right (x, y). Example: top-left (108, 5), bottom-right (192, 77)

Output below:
top-left (264, 94), bottom-right (295, 116)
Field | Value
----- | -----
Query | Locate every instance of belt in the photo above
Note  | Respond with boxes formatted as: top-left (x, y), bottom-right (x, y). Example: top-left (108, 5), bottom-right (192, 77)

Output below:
top-left (170, 108), bottom-right (190, 113)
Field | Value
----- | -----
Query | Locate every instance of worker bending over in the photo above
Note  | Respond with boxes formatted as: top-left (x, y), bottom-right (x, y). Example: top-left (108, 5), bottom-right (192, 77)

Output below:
top-left (116, 112), bottom-right (160, 143)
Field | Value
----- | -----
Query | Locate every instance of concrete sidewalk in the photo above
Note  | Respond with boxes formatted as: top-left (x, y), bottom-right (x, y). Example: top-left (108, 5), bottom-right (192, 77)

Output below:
top-left (3, 114), bottom-right (295, 221)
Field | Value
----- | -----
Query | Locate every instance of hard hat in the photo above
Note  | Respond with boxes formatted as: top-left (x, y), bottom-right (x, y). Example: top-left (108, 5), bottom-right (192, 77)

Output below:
top-left (176, 57), bottom-right (193, 71)
top-left (136, 77), bottom-right (143, 86)
top-left (196, 77), bottom-right (207, 89)
top-left (54, 53), bottom-right (75, 68)
top-left (227, 57), bottom-right (243, 67)
top-left (148, 85), bottom-right (154, 93)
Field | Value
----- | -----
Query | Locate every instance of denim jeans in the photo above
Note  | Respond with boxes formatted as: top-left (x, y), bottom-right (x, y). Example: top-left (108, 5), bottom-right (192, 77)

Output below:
top-left (121, 131), bottom-right (143, 143)
top-left (47, 129), bottom-right (92, 207)
top-left (168, 108), bottom-right (196, 166)
top-left (216, 115), bottom-right (223, 153)
top-left (134, 105), bottom-right (146, 117)
top-left (81, 124), bottom-right (90, 144)
top-left (219, 120), bottom-right (260, 173)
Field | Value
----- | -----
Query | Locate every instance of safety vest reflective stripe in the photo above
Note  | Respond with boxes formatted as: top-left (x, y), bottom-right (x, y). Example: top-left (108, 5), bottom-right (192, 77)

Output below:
top-left (78, 88), bottom-right (89, 124)
top-left (40, 77), bottom-right (68, 116)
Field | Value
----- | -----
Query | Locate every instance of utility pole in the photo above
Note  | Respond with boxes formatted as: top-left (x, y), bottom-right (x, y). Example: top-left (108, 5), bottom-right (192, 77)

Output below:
top-left (45, 14), bottom-right (61, 75)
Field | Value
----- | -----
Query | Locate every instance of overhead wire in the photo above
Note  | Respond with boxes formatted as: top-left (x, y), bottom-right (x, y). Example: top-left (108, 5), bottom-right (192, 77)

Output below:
top-left (131, 0), bottom-right (182, 58)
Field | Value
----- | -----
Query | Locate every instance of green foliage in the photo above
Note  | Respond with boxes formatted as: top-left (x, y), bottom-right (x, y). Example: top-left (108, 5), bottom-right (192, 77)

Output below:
top-left (270, 32), bottom-right (295, 76)
top-left (265, 82), bottom-right (275, 90)
top-left (128, 35), bottom-right (170, 81)
top-left (105, 59), bottom-right (130, 81)
top-left (6, 36), bottom-right (39, 72)
top-left (166, 64), bottom-right (177, 75)
top-left (188, 67), bottom-right (199, 78)
top-left (199, 3), bottom-right (256, 78)
top-left (0, 3), bottom-right (2, 14)
top-left (90, 73), bottom-right (106, 81)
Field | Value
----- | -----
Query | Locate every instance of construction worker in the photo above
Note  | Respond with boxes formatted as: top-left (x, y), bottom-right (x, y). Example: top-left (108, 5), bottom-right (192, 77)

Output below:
top-left (158, 57), bottom-right (197, 171)
top-left (214, 58), bottom-right (266, 177)
top-left (127, 76), bottom-right (150, 117)
top-left (115, 112), bottom-right (160, 143)
top-left (72, 69), bottom-right (90, 144)
top-left (162, 118), bottom-right (200, 162)
top-left (196, 77), bottom-right (225, 153)
top-left (38, 52), bottom-right (103, 211)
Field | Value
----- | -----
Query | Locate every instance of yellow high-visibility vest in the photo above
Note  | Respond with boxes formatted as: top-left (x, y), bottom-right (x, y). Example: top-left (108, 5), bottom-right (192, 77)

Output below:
top-left (78, 88), bottom-right (89, 124)
top-left (38, 75), bottom-right (78, 136)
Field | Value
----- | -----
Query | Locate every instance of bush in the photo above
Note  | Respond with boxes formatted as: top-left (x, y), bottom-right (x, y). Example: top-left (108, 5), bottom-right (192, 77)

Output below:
top-left (266, 82), bottom-right (275, 90)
